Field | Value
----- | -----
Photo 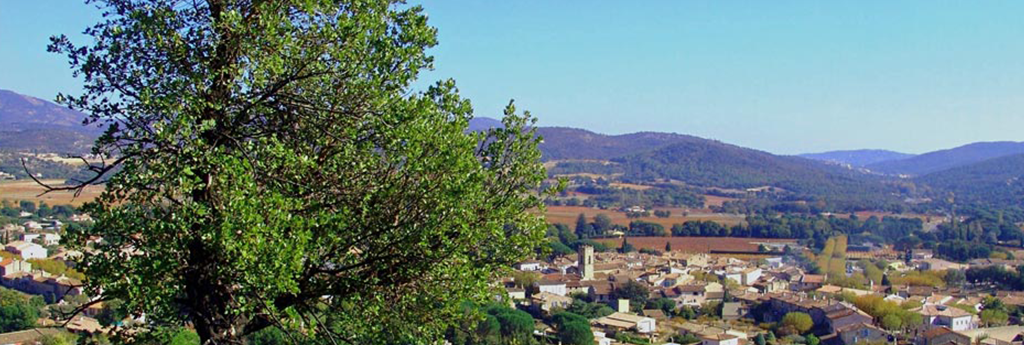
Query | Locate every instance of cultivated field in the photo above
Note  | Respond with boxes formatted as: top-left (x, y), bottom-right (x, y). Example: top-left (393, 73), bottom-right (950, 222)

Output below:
top-left (26, 153), bottom-right (103, 167)
top-left (0, 179), bottom-right (103, 206)
top-left (608, 182), bottom-right (651, 190)
top-left (594, 236), bottom-right (797, 253)
top-left (543, 205), bottom-right (746, 227)
top-left (702, 194), bottom-right (738, 207)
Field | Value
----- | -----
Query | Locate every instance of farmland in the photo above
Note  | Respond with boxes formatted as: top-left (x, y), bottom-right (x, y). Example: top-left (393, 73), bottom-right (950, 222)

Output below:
top-left (702, 194), bottom-right (738, 207)
top-left (543, 205), bottom-right (746, 228)
top-left (593, 236), bottom-right (797, 254)
top-left (0, 179), bottom-right (103, 207)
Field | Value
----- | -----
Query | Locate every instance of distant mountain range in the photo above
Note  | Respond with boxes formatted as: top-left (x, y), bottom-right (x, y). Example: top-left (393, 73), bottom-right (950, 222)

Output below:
top-left (613, 139), bottom-right (897, 206)
top-left (916, 153), bottom-right (1024, 207)
top-left (469, 117), bottom-right (1024, 209)
top-left (2, 93), bottom-right (1023, 210)
top-left (0, 89), bottom-right (98, 154)
top-left (466, 116), bottom-right (504, 132)
top-left (799, 149), bottom-right (915, 167)
top-left (534, 127), bottom-right (708, 161)
top-left (473, 118), bottom-right (900, 207)
top-left (866, 141), bottom-right (1024, 176)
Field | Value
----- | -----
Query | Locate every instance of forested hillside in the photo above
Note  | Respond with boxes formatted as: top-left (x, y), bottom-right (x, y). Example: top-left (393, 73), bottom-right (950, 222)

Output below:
top-left (0, 90), bottom-right (100, 154)
top-left (867, 141), bottom-right (1024, 176)
top-left (0, 89), bottom-right (86, 129)
top-left (800, 149), bottom-right (914, 167)
top-left (613, 141), bottom-right (901, 208)
top-left (535, 127), bottom-right (703, 161)
top-left (916, 153), bottom-right (1024, 207)
top-left (0, 129), bottom-right (95, 154)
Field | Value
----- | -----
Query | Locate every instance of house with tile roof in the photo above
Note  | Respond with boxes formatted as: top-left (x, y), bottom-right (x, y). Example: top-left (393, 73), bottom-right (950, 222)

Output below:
top-left (916, 326), bottom-right (970, 345)
top-left (0, 258), bottom-right (31, 277)
top-left (4, 240), bottom-right (47, 259)
top-left (916, 304), bottom-right (976, 332)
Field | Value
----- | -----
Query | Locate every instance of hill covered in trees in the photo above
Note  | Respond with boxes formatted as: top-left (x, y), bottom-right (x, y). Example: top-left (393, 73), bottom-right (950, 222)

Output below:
top-left (0, 128), bottom-right (95, 154)
top-left (614, 141), bottom-right (903, 210)
top-left (534, 127), bottom-right (706, 161)
top-left (800, 149), bottom-right (914, 167)
top-left (866, 141), bottom-right (1024, 176)
top-left (915, 153), bottom-right (1024, 207)
top-left (0, 89), bottom-right (93, 131)
top-left (0, 89), bottom-right (101, 154)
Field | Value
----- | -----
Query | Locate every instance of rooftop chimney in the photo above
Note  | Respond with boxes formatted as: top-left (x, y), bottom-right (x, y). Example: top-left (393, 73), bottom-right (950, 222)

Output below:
top-left (617, 299), bottom-right (630, 313)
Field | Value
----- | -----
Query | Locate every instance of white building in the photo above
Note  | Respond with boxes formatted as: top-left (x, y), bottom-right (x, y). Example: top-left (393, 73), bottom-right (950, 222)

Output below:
top-left (741, 267), bottom-right (762, 286)
top-left (4, 241), bottom-right (47, 260)
top-left (0, 258), bottom-right (31, 276)
top-left (530, 292), bottom-right (573, 314)
top-left (515, 260), bottom-right (543, 271)
top-left (718, 271), bottom-right (742, 284)
top-left (595, 312), bottom-right (656, 333)
top-left (535, 280), bottom-right (567, 296)
top-left (42, 233), bottom-right (61, 246)
top-left (594, 331), bottom-right (614, 345)
top-left (917, 305), bottom-right (975, 332)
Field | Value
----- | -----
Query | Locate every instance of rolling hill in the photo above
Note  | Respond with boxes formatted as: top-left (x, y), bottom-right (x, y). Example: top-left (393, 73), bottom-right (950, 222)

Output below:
top-left (916, 153), bottom-right (1024, 207)
top-left (800, 149), bottom-right (914, 167)
top-left (0, 89), bottom-right (96, 132)
top-left (0, 128), bottom-right (96, 154)
top-left (467, 116), bottom-right (504, 132)
top-left (866, 141), bottom-right (1024, 176)
top-left (534, 127), bottom-right (706, 161)
top-left (0, 89), bottom-right (100, 154)
top-left (469, 118), bottom-right (903, 208)
top-left (614, 140), bottom-right (899, 206)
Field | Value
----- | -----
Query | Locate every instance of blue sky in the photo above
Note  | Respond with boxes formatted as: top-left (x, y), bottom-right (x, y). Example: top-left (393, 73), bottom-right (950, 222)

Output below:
top-left (3, 2), bottom-right (1024, 154)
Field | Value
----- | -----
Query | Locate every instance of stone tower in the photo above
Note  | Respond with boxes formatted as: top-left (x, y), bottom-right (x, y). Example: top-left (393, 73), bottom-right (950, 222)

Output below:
top-left (579, 244), bottom-right (594, 281)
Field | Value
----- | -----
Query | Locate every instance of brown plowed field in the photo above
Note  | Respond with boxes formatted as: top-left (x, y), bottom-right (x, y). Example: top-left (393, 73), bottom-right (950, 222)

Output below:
top-left (1, 179), bottom-right (104, 207)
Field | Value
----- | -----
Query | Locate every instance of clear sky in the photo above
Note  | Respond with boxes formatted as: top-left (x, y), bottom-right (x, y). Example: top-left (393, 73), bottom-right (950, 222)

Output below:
top-left (3, 2), bottom-right (1024, 154)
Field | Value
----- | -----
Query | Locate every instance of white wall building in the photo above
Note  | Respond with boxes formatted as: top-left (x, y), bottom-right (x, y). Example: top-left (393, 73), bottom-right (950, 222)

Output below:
top-left (4, 241), bottom-right (47, 260)
top-left (741, 267), bottom-right (762, 286)
top-left (515, 260), bottom-right (542, 271)
top-left (595, 312), bottom-right (656, 333)
top-left (42, 233), bottom-right (61, 246)
top-left (535, 280), bottom-right (567, 296)
top-left (918, 305), bottom-right (975, 332)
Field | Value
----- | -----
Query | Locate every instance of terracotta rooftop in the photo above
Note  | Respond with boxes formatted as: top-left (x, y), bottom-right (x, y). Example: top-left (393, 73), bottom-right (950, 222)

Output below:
top-left (921, 327), bottom-right (956, 339)
top-left (917, 305), bottom-right (972, 318)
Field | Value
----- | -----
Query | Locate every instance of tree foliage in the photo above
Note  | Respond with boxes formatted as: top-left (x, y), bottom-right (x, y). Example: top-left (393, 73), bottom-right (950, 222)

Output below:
top-left (612, 280), bottom-right (649, 313)
top-left (0, 287), bottom-right (40, 333)
top-left (557, 320), bottom-right (594, 345)
top-left (781, 312), bottom-right (813, 334)
top-left (52, 1), bottom-right (547, 343)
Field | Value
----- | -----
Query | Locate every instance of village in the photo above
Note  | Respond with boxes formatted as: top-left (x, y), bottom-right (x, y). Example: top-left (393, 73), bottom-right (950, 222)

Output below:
top-left (499, 242), bottom-right (1024, 345)
top-left (0, 205), bottom-right (110, 340)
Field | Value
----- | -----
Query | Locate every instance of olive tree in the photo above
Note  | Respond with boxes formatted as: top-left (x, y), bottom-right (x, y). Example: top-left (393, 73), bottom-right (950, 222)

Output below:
top-left (47, 0), bottom-right (547, 343)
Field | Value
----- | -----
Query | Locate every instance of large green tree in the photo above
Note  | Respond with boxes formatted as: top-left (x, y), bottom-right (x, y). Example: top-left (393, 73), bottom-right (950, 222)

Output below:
top-left (0, 288), bottom-right (40, 333)
top-left (49, 0), bottom-right (547, 343)
top-left (781, 312), bottom-right (814, 334)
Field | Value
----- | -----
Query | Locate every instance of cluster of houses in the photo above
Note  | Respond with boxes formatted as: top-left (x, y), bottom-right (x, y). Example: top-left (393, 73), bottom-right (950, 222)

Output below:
top-left (505, 244), bottom-right (1024, 345)
top-left (0, 220), bottom-right (84, 303)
